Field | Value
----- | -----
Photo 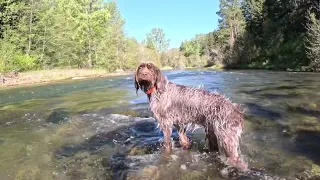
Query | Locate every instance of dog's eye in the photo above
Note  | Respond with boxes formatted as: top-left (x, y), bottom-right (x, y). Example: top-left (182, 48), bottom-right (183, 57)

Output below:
top-left (139, 64), bottom-right (145, 69)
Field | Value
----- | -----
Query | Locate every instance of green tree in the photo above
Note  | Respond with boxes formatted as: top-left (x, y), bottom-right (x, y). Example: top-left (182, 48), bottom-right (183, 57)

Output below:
top-left (145, 28), bottom-right (170, 53)
top-left (0, 0), bottom-right (38, 72)
top-left (306, 9), bottom-right (320, 71)
top-left (217, 0), bottom-right (245, 48)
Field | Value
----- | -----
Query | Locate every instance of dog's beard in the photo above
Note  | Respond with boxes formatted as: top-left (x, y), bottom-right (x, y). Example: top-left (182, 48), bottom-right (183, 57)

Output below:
top-left (139, 80), bottom-right (152, 92)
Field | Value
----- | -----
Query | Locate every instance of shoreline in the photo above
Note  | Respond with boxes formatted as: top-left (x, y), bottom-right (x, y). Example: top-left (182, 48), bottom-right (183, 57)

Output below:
top-left (0, 69), bottom-right (133, 90)
top-left (1, 66), bottom-right (318, 90)
top-left (0, 67), bottom-right (182, 90)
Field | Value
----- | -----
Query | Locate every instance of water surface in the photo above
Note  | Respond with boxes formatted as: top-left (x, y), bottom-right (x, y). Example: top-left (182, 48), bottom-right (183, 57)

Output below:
top-left (0, 69), bottom-right (320, 180)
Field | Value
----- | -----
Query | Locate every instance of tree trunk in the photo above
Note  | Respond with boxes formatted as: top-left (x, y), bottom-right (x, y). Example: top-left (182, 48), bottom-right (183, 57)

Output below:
top-left (88, 37), bottom-right (92, 68)
top-left (26, 0), bottom-right (34, 55)
top-left (94, 45), bottom-right (98, 65)
top-left (40, 26), bottom-right (47, 68)
top-left (116, 34), bottom-right (120, 69)
top-left (86, 0), bottom-right (94, 68)
top-left (229, 23), bottom-right (235, 48)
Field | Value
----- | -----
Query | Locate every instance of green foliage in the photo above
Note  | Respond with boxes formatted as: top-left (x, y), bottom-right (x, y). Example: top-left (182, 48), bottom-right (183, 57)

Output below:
top-left (160, 48), bottom-right (186, 68)
top-left (13, 54), bottom-right (38, 71)
top-left (0, 38), bottom-right (37, 72)
top-left (306, 11), bottom-right (320, 71)
top-left (180, 36), bottom-right (204, 57)
top-left (144, 28), bottom-right (170, 53)
top-left (230, 0), bottom-right (314, 70)
top-left (1, 0), bottom-right (319, 73)
top-left (0, 0), bottom-right (184, 72)
top-left (0, 38), bottom-right (18, 72)
top-left (0, 0), bottom-right (146, 72)
top-left (179, 0), bottom-right (320, 72)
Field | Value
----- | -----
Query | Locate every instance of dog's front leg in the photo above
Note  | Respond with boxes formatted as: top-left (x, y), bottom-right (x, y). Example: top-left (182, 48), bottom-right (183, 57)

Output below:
top-left (160, 123), bottom-right (173, 154)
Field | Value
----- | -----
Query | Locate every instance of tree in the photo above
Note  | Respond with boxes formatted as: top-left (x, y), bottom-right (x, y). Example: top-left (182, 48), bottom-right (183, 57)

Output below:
top-left (180, 39), bottom-right (202, 57)
top-left (306, 8), bottom-right (320, 71)
top-left (217, 0), bottom-right (245, 48)
top-left (145, 28), bottom-right (170, 53)
top-left (0, 0), bottom-right (38, 72)
top-left (0, 0), bottom-right (24, 38)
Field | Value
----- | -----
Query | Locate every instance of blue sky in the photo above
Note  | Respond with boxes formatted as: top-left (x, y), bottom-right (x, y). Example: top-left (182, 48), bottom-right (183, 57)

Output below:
top-left (116, 0), bottom-right (220, 48)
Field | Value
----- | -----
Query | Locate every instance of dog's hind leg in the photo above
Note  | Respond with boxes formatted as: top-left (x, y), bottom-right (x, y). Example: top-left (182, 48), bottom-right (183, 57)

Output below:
top-left (205, 124), bottom-right (219, 152)
top-left (215, 123), bottom-right (248, 171)
top-left (175, 125), bottom-right (191, 150)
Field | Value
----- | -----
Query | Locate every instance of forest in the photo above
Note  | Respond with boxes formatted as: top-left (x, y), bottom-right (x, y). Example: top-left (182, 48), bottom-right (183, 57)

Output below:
top-left (1, 0), bottom-right (320, 73)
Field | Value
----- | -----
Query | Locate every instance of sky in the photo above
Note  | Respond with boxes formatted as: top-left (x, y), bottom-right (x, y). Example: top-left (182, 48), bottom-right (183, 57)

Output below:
top-left (116, 0), bottom-right (220, 48)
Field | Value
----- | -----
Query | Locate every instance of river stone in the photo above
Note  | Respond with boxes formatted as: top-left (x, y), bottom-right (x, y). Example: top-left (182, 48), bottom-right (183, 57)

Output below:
top-left (46, 108), bottom-right (69, 124)
top-left (130, 121), bottom-right (160, 137)
top-left (180, 164), bottom-right (187, 170)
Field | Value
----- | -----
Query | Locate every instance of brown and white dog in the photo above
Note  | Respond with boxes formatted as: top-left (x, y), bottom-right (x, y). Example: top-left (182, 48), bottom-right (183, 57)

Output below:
top-left (134, 61), bottom-right (248, 171)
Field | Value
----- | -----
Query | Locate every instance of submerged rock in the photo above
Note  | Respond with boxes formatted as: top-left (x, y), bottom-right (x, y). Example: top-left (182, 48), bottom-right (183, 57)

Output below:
top-left (312, 164), bottom-right (320, 176)
top-left (46, 108), bottom-right (70, 124)
top-left (180, 164), bottom-right (187, 170)
top-left (287, 105), bottom-right (320, 119)
top-left (15, 165), bottom-right (41, 180)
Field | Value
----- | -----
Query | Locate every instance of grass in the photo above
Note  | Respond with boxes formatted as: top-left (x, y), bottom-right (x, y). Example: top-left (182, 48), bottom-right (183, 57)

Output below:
top-left (1, 68), bottom-right (132, 88)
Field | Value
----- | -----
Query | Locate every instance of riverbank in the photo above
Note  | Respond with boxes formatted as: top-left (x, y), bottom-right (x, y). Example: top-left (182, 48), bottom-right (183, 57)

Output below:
top-left (227, 61), bottom-right (318, 72)
top-left (3, 63), bottom-right (312, 90)
top-left (0, 69), bottom-right (133, 89)
top-left (0, 67), bottom-right (185, 89)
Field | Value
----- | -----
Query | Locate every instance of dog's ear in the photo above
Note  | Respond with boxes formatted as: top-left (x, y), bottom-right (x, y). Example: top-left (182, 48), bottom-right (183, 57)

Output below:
top-left (134, 73), bottom-right (139, 95)
top-left (150, 62), bottom-right (167, 93)
top-left (134, 63), bottom-right (142, 95)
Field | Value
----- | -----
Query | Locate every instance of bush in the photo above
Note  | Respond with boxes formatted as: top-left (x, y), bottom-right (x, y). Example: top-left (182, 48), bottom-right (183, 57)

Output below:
top-left (0, 40), bottom-right (17, 72)
top-left (0, 39), bottom-right (38, 72)
top-left (13, 54), bottom-right (38, 71)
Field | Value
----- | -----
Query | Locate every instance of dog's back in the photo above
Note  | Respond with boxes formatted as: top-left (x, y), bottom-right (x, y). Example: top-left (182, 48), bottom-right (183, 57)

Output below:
top-left (150, 81), bottom-right (244, 127)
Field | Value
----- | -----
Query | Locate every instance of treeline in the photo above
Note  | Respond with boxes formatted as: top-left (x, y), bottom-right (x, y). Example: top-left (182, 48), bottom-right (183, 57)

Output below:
top-left (2, 0), bottom-right (320, 73)
top-left (180, 0), bottom-right (320, 72)
top-left (0, 0), bottom-right (174, 73)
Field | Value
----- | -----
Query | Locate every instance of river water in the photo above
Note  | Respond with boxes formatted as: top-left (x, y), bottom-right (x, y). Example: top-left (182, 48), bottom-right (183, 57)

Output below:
top-left (0, 69), bottom-right (319, 180)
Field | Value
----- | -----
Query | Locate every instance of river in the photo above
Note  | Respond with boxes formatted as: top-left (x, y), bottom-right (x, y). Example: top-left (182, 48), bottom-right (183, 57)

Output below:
top-left (0, 69), bottom-right (319, 180)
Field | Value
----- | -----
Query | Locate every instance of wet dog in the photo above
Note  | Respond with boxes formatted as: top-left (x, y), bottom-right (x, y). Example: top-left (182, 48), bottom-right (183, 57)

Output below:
top-left (134, 61), bottom-right (247, 171)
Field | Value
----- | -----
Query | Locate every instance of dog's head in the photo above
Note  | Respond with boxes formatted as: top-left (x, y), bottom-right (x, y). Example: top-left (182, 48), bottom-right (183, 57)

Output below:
top-left (134, 62), bottom-right (167, 94)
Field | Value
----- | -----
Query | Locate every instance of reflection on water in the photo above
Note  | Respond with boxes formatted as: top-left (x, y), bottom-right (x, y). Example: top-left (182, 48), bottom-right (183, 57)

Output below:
top-left (0, 70), bottom-right (320, 180)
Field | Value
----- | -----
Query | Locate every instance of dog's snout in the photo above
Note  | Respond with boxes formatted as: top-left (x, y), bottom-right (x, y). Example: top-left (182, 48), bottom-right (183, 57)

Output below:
top-left (140, 70), bottom-right (150, 77)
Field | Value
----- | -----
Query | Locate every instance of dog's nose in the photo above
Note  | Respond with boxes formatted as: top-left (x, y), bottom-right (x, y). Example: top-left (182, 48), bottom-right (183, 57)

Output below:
top-left (141, 72), bottom-right (148, 76)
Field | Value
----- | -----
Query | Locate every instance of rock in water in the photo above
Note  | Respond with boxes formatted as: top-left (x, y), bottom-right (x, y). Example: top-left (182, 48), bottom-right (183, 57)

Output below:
top-left (46, 108), bottom-right (69, 124)
top-left (180, 164), bottom-right (187, 170)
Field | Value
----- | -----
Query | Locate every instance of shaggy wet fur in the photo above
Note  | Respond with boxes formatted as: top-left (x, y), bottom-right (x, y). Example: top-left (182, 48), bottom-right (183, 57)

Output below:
top-left (134, 62), bottom-right (247, 171)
